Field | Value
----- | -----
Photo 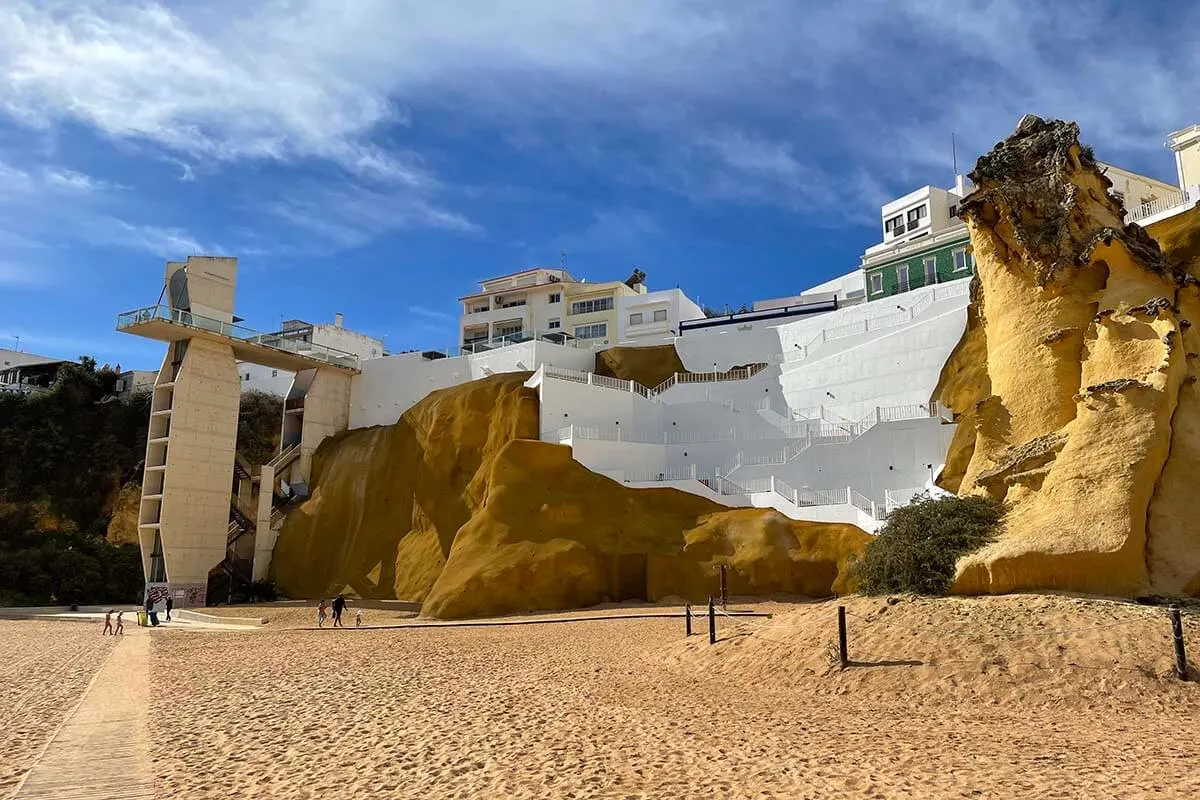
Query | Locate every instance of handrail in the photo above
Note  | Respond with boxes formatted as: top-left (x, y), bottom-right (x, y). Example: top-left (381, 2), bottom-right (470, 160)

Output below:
top-left (267, 443), bottom-right (300, 470)
top-left (117, 305), bottom-right (360, 369)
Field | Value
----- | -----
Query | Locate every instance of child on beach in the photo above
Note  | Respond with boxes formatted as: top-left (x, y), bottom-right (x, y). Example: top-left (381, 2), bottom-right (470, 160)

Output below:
top-left (103, 610), bottom-right (114, 635)
top-left (355, 609), bottom-right (363, 628)
top-left (317, 599), bottom-right (328, 628)
top-left (115, 610), bottom-right (124, 635)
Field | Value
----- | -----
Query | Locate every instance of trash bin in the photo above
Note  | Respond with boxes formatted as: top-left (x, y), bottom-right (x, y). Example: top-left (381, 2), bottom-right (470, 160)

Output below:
top-left (137, 610), bottom-right (148, 627)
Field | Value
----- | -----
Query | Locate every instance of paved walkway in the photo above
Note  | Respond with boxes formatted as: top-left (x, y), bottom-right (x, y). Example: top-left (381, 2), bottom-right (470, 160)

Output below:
top-left (14, 632), bottom-right (153, 799)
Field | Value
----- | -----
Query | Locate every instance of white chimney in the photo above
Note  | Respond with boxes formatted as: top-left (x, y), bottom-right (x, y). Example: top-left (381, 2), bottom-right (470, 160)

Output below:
top-left (334, 312), bottom-right (344, 328)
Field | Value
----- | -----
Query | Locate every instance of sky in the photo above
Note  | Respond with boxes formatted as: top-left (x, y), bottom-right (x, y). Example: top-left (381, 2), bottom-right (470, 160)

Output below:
top-left (0, 0), bottom-right (1197, 368)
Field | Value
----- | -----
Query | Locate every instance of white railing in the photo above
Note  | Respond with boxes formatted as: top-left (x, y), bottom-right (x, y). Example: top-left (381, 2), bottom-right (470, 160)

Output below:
top-left (782, 278), bottom-right (970, 365)
top-left (848, 489), bottom-right (875, 515)
top-left (621, 465), bottom-right (715, 484)
top-left (1126, 190), bottom-right (1187, 223)
top-left (884, 486), bottom-right (927, 512)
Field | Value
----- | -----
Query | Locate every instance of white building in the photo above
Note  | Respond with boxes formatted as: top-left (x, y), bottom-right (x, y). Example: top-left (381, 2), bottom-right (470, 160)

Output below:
top-left (615, 288), bottom-right (704, 345)
top-left (241, 314), bottom-right (384, 396)
top-left (114, 369), bottom-right (157, 396)
top-left (459, 267), bottom-right (574, 350)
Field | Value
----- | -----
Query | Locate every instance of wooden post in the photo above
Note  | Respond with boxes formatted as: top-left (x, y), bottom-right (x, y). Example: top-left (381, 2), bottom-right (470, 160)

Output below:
top-left (708, 596), bottom-right (716, 645)
top-left (838, 605), bottom-right (848, 670)
top-left (719, 564), bottom-right (728, 609)
top-left (1170, 604), bottom-right (1188, 681)
top-left (685, 604), bottom-right (692, 637)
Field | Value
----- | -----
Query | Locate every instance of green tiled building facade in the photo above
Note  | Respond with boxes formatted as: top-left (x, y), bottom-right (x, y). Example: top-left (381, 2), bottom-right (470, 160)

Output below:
top-left (864, 234), bottom-right (975, 301)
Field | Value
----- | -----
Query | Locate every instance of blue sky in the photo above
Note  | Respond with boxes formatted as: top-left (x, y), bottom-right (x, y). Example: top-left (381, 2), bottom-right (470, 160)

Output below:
top-left (1, 0), bottom-right (1197, 368)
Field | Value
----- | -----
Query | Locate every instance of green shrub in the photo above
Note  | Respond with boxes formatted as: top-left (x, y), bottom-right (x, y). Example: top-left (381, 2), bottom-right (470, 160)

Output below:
top-left (853, 494), bottom-right (1005, 596)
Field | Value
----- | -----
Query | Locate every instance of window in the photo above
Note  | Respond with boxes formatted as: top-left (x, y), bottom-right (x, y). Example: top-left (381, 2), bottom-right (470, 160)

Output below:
top-left (548, 318), bottom-right (560, 330)
top-left (115, 379), bottom-right (125, 392)
top-left (271, 369), bottom-right (279, 377)
top-left (897, 264), bottom-right (910, 291)
top-left (870, 272), bottom-right (883, 294)
top-left (885, 215), bottom-right (904, 236)
top-left (923, 257), bottom-right (937, 284)
top-left (629, 312), bottom-right (644, 325)
top-left (953, 247), bottom-right (971, 272)
top-left (495, 322), bottom-right (522, 337)
top-left (653, 309), bottom-right (668, 322)
top-left (574, 323), bottom-right (608, 340)
top-left (548, 293), bottom-right (561, 304)
top-left (243, 373), bottom-right (251, 381)
top-left (472, 304), bottom-right (489, 314)
top-left (1112, 190), bottom-right (1125, 203)
top-left (906, 205), bottom-right (927, 231)
top-left (570, 297), bottom-right (613, 315)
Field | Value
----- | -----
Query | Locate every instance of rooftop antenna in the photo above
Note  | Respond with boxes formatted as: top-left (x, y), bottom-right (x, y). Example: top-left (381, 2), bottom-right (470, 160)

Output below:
top-left (952, 132), bottom-right (958, 176)
top-left (13, 335), bottom-right (19, 352)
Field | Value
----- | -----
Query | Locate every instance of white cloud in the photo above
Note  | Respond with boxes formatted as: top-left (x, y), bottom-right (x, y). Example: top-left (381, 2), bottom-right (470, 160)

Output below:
top-left (266, 183), bottom-right (479, 251)
top-left (0, 0), bottom-right (1196, 231)
top-left (406, 306), bottom-right (454, 322)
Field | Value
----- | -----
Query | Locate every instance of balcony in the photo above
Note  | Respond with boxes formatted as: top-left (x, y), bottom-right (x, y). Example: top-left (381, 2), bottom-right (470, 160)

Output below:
top-left (117, 305), bottom-right (360, 372)
top-left (1125, 187), bottom-right (1198, 224)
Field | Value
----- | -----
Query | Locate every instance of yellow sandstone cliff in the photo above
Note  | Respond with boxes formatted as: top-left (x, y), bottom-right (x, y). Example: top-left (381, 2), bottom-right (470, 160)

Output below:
top-left (940, 115), bottom-right (1200, 598)
top-left (271, 373), bottom-right (869, 617)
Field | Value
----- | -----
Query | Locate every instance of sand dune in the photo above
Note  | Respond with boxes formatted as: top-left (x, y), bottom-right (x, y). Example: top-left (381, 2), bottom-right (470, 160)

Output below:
top-left (147, 595), bottom-right (1199, 799)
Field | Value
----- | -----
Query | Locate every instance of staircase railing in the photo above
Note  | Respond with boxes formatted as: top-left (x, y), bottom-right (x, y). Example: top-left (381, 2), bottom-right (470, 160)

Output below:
top-left (267, 443), bottom-right (300, 471)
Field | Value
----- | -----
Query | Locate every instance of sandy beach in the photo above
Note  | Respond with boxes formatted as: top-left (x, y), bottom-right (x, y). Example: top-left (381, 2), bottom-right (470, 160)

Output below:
top-left (0, 620), bottom-right (118, 797)
top-left (144, 595), bottom-right (1198, 799)
top-left (4, 596), bottom-right (1198, 799)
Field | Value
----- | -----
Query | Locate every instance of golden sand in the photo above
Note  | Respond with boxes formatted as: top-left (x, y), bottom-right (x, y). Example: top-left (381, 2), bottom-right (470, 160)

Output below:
top-left (0, 621), bottom-right (117, 797)
top-left (142, 595), bottom-right (1198, 799)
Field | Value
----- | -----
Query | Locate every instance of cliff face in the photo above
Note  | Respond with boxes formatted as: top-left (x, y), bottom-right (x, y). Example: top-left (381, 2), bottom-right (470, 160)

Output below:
top-left (938, 115), bottom-right (1200, 598)
top-left (272, 373), bottom-right (869, 617)
top-left (595, 344), bottom-right (687, 389)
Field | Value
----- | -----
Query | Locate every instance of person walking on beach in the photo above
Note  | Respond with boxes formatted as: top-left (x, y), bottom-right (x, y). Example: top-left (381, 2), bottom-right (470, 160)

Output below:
top-left (115, 610), bottom-right (125, 635)
top-left (355, 608), bottom-right (363, 628)
top-left (103, 609), bottom-right (114, 636)
top-left (165, 595), bottom-right (174, 622)
top-left (332, 594), bottom-right (346, 628)
top-left (317, 599), bottom-right (328, 628)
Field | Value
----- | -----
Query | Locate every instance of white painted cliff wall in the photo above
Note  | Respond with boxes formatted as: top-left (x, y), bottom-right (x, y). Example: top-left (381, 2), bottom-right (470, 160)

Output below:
top-left (350, 341), bottom-right (594, 429)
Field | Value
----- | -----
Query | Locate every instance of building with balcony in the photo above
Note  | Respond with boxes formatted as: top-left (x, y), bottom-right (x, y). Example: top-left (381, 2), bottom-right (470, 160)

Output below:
top-left (459, 267), bottom-right (574, 351)
top-left (0, 350), bottom-right (73, 394)
top-left (862, 133), bottom-right (1198, 302)
top-left (240, 313), bottom-right (383, 396)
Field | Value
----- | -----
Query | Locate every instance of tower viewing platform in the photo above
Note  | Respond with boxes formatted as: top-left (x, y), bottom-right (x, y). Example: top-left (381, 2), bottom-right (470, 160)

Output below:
top-left (117, 304), bottom-right (360, 373)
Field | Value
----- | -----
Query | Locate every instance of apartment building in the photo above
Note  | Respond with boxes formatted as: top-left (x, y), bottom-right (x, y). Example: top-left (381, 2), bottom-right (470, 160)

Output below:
top-left (459, 267), bottom-right (574, 350)
top-left (242, 313), bottom-right (383, 396)
top-left (862, 138), bottom-right (1197, 302)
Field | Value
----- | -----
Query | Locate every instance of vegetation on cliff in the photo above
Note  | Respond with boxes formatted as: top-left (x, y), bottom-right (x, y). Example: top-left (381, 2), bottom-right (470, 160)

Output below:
top-left (853, 495), bottom-right (1004, 596)
top-left (0, 360), bottom-right (147, 604)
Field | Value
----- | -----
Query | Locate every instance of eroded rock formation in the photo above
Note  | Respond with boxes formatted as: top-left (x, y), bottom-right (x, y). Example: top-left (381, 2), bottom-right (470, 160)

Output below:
top-left (271, 373), bottom-right (869, 617)
top-left (938, 115), bottom-right (1200, 597)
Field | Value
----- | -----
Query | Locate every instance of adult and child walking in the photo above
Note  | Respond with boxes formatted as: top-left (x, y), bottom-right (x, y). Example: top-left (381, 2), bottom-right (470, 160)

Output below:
top-left (317, 594), bottom-right (362, 628)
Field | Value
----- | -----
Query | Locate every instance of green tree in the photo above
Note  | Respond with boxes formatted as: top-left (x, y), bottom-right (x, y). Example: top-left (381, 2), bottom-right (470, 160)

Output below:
top-left (237, 390), bottom-right (284, 466)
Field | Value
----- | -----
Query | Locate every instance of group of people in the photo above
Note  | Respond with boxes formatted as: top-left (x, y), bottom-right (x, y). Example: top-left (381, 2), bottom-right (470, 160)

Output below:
top-left (103, 594), bottom-right (176, 633)
top-left (102, 609), bottom-right (125, 635)
top-left (317, 594), bottom-right (362, 628)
